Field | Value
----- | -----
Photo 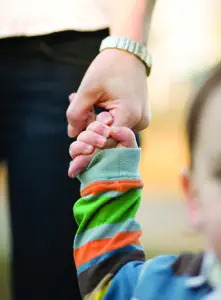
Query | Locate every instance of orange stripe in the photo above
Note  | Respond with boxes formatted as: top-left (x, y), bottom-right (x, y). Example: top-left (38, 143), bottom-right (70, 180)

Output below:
top-left (74, 230), bottom-right (142, 268)
top-left (81, 179), bottom-right (143, 197)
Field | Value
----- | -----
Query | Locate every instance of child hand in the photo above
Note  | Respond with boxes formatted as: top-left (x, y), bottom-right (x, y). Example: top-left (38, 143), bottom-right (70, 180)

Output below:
top-left (68, 112), bottom-right (137, 178)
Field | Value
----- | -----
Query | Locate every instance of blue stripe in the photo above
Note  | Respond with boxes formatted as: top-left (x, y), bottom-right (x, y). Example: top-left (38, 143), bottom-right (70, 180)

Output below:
top-left (77, 244), bottom-right (144, 275)
top-left (74, 218), bottom-right (141, 249)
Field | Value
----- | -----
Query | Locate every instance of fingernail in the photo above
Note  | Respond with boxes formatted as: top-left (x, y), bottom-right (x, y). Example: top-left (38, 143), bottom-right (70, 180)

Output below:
top-left (104, 116), bottom-right (112, 125)
top-left (70, 168), bottom-right (77, 178)
top-left (103, 127), bottom-right (110, 138)
top-left (71, 168), bottom-right (84, 178)
top-left (85, 145), bottom-right (93, 152)
top-left (111, 126), bottom-right (118, 133)
top-left (97, 137), bottom-right (106, 147)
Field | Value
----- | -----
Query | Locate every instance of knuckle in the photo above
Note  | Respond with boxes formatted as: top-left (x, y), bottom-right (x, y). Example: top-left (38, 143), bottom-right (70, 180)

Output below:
top-left (140, 114), bottom-right (151, 131)
top-left (133, 109), bottom-right (142, 124)
top-left (67, 124), bottom-right (75, 137)
top-left (87, 120), bottom-right (98, 131)
top-left (77, 131), bottom-right (92, 142)
top-left (69, 92), bottom-right (76, 102)
top-left (95, 122), bottom-right (106, 133)
top-left (66, 109), bottom-right (83, 123)
top-left (66, 108), bottom-right (74, 122)
top-left (143, 107), bottom-right (151, 126)
top-left (77, 131), bottom-right (85, 141)
top-left (125, 126), bottom-right (134, 135)
top-left (126, 113), bottom-right (138, 128)
top-left (143, 116), bottom-right (150, 128)
top-left (123, 127), bottom-right (134, 139)
top-left (124, 107), bottom-right (142, 128)
top-left (69, 143), bottom-right (75, 156)
top-left (69, 146), bottom-right (73, 157)
top-left (87, 121), bottom-right (107, 134)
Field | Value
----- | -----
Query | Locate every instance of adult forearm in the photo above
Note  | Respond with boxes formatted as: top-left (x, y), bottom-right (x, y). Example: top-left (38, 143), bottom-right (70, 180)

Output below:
top-left (109, 0), bottom-right (156, 44)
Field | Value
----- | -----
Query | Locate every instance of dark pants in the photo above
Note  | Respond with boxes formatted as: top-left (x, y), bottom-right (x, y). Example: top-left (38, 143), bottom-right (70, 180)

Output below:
top-left (0, 29), bottom-right (108, 300)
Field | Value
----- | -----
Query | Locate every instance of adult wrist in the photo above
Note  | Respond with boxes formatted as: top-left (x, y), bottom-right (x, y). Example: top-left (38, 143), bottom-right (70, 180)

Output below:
top-left (99, 36), bottom-right (152, 76)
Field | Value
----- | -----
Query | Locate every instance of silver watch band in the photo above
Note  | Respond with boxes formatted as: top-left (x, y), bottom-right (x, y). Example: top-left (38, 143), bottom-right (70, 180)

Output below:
top-left (99, 36), bottom-right (152, 76)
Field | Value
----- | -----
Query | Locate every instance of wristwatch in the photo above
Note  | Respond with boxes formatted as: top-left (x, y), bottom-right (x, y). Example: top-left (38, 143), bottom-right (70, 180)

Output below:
top-left (99, 36), bottom-right (152, 76)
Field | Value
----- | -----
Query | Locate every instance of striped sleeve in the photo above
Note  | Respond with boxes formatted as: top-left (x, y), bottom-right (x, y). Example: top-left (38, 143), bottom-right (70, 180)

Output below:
top-left (73, 148), bottom-right (146, 299)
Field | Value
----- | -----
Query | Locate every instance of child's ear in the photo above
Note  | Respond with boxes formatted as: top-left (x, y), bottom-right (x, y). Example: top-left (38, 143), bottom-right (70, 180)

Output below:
top-left (180, 167), bottom-right (200, 228)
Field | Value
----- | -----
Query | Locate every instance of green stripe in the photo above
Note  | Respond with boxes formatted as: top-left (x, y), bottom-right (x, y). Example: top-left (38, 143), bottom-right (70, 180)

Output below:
top-left (74, 188), bottom-right (142, 234)
top-left (74, 218), bottom-right (141, 249)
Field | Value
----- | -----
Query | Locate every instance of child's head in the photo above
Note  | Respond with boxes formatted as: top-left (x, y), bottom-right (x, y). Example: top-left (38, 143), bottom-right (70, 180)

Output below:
top-left (181, 64), bottom-right (221, 259)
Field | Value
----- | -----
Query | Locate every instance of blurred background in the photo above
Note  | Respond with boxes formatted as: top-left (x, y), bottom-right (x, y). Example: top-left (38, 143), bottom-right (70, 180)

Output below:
top-left (1, 0), bottom-right (221, 299)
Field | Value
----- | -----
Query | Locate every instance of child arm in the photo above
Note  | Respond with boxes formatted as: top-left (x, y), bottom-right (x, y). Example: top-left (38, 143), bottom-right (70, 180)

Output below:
top-left (74, 147), bottom-right (145, 299)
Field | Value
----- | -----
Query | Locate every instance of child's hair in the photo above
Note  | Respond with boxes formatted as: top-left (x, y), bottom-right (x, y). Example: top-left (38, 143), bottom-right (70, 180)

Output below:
top-left (187, 64), bottom-right (221, 166)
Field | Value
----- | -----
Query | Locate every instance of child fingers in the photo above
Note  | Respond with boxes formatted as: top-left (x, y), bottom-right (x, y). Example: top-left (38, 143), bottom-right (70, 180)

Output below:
top-left (69, 141), bottom-right (94, 159)
top-left (68, 154), bottom-right (93, 178)
top-left (77, 130), bottom-right (107, 148)
top-left (111, 127), bottom-right (137, 148)
top-left (96, 111), bottom-right (113, 125)
top-left (86, 121), bottom-right (111, 138)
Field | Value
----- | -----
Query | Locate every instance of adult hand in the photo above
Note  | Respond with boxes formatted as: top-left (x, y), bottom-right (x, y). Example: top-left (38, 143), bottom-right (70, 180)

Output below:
top-left (66, 48), bottom-right (150, 138)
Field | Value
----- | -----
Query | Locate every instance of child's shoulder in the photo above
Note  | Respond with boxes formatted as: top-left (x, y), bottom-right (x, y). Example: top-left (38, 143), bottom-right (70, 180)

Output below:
top-left (143, 252), bottom-right (203, 277)
top-left (105, 252), bottom-right (206, 300)
top-left (145, 254), bottom-right (178, 270)
top-left (132, 252), bottom-right (205, 300)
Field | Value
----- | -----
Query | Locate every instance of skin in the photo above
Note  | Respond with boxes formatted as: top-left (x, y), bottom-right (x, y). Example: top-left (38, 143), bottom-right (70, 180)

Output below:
top-left (66, 0), bottom-right (156, 137)
top-left (70, 83), bottom-right (221, 263)
top-left (181, 85), bottom-right (221, 260)
top-left (70, 83), bottom-right (221, 262)
top-left (67, 48), bottom-right (148, 137)
top-left (67, 0), bottom-right (156, 173)
top-left (68, 112), bottom-right (137, 178)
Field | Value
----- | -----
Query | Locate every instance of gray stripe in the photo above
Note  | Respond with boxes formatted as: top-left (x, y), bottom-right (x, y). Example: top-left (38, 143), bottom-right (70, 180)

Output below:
top-left (74, 218), bottom-right (141, 249)
top-left (78, 148), bottom-right (141, 190)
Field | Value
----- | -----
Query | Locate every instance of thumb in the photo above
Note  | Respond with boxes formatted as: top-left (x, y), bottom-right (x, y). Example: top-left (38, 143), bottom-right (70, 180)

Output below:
top-left (110, 105), bottom-right (140, 130)
top-left (66, 91), bottom-right (97, 137)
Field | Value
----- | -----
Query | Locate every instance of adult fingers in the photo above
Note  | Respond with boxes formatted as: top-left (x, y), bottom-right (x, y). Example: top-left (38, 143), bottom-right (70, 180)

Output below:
top-left (67, 109), bottom-right (96, 138)
top-left (66, 90), bottom-right (98, 138)
top-left (110, 105), bottom-right (141, 129)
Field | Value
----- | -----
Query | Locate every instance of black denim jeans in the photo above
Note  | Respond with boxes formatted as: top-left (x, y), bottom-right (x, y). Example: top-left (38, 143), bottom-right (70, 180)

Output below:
top-left (0, 29), bottom-right (108, 300)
